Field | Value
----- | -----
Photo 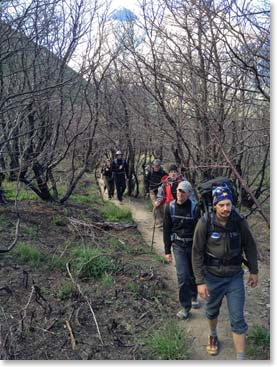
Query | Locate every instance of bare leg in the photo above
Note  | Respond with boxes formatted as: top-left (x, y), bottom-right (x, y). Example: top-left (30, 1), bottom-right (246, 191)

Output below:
top-left (208, 318), bottom-right (218, 334)
top-left (232, 332), bottom-right (245, 359)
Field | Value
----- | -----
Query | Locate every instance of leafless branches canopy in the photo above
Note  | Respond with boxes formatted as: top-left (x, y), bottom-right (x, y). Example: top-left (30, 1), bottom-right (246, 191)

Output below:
top-left (0, 0), bottom-right (270, 218)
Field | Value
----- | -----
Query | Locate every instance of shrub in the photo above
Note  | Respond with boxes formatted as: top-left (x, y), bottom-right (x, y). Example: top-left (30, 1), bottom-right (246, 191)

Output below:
top-left (246, 325), bottom-right (270, 360)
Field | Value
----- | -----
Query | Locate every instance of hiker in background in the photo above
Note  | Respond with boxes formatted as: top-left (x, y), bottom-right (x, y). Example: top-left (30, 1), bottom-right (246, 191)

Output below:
top-left (163, 181), bottom-right (200, 320)
top-left (101, 159), bottom-right (114, 199)
top-left (180, 167), bottom-right (187, 180)
top-left (112, 150), bottom-right (128, 203)
top-left (192, 185), bottom-right (258, 359)
top-left (144, 159), bottom-right (167, 227)
top-left (154, 164), bottom-right (183, 223)
top-left (180, 166), bottom-right (197, 201)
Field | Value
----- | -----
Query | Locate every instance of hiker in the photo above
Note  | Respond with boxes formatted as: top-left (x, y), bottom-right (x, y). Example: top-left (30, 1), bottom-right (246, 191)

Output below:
top-left (112, 150), bottom-right (128, 203)
top-left (180, 167), bottom-right (187, 180)
top-left (101, 159), bottom-right (114, 199)
top-left (163, 181), bottom-right (200, 320)
top-left (154, 164), bottom-right (183, 223)
top-left (144, 159), bottom-right (167, 227)
top-left (192, 185), bottom-right (258, 359)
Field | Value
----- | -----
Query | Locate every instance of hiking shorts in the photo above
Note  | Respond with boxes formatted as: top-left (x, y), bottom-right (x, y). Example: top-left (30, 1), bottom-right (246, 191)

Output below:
top-left (204, 269), bottom-right (248, 334)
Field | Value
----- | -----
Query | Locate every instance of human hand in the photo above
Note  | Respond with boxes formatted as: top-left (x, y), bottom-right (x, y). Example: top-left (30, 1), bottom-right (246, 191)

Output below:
top-left (197, 284), bottom-right (209, 300)
top-left (154, 201), bottom-right (160, 207)
top-left (247, 274), bottom-right (258, 288)
top-left (165, 254), bottom-right (173, 263)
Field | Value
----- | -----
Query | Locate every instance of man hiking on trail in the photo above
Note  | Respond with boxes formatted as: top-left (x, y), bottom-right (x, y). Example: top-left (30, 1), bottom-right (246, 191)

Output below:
top-left (112, 151), bottom-right (128, 203)
top-left (192, 185), bottom-right (258, 359)
top-left (163, 181), bottom-right (200, 321)
top-left (101, 159), bottom-right (114, 199)
top-left (154, 164), bottom-right (183, 225)
top-left (144, 159), bottom-right (167, 227)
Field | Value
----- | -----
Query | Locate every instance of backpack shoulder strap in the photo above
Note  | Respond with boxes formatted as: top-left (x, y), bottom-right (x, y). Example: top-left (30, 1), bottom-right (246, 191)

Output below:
top-left (169, 200), bottom-right (176, 221)
top-left (203, 212), bottom-right (215, 238)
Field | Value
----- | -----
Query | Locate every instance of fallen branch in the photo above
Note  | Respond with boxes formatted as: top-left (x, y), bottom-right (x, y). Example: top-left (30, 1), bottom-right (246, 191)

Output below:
top-left (93, 221), bottom-right (137, 231)
top-left (0, 217), bottom-right (20, 253)
top-left (65, 320), bottom-right (76, 351)
top-left (68, 217), bottom-right (126, 245)
top-left (66, 262), bottom-right (104, 345)
top-left (69, 216), bottom-right (136, 231)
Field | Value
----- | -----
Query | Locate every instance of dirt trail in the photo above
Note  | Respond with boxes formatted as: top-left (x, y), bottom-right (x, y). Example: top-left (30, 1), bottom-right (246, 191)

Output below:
top-left (99, 180), bottom-right (269, 361)
top-left (115, 196), bottom-right (236, 360)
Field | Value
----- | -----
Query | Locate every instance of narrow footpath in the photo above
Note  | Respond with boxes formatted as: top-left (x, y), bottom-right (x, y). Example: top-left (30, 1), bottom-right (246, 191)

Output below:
top-left (117, 196), bottom-right (236, 360)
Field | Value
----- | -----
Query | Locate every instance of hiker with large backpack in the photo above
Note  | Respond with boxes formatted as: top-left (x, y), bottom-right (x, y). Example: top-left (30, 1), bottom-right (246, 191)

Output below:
top-left (163, 181), bottom-right (200, 321)
top-left (112, 151), bottom-right (128, 203)
top-left (144, 159), bottom-right (167, 227)
top-left (192, 181), bottom-right (258, 359)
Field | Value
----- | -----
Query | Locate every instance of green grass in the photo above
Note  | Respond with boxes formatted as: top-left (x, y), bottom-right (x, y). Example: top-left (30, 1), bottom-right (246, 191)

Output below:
top-left (141, 321), bottom-right (190, 360)
top-left (12, 242), bottom-right (43, 267)
top-left (21, 225), bottom-right (37, 236)
top-left (100, 201), bottom-right (133, 222)
top-left (71, 194), bottom-right (92, 204)
top-left (126, 280), bottom-right (141, 297)
top-left (3, 181), bottom-right (37, 200)
top-left (246, 325), bottom-right (270, 360)
top-left (106, 237), bottom-right (148, 256)
top-left (58, 282), bottom-right (75, 300)
top-left (0, 216), bottom-right (10, 227)
top-left (100, 273), bottom-right (114, 288)
top-left (70, 246), bottom-right (116, 279)
top-left (52, 215), bottom-right (67, 226)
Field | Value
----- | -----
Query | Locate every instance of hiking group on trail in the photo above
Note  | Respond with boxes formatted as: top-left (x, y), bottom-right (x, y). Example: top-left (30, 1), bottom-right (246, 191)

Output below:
top-left (101, 151), bottom-right (128, 203)
top-left (100, 156), bottom-right (259, 360)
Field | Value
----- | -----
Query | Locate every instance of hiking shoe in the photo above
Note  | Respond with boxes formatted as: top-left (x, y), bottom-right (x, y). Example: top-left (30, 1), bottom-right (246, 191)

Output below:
top-left (207, 335), bottom-right (219, 356)
top-left (176, 309), bottom-right (190, 320)
top-left (191, 299), bottom-right (200, 309)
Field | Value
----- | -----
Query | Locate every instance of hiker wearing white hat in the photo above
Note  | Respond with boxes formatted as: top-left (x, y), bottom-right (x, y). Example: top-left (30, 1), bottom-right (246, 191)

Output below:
top-left (163, 180), bottom-right (200, 321)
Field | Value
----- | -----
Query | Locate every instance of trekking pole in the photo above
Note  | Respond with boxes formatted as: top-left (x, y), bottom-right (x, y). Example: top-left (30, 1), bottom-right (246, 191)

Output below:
top-left (151, 208), bottom-right (157, 252)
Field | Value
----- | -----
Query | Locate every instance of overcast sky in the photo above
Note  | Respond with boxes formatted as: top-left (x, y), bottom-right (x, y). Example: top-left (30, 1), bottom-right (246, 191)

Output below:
top-left (110, 0), bottom-right (138, 12)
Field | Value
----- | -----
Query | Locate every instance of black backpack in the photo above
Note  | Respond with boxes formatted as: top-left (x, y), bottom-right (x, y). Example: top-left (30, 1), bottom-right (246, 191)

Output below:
top-left (197, 177), bottom-right (239, 217)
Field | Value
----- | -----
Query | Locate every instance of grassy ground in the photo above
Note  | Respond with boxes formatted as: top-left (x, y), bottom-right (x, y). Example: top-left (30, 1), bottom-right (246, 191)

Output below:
top-left (0, 178), bottom-right (190, 360)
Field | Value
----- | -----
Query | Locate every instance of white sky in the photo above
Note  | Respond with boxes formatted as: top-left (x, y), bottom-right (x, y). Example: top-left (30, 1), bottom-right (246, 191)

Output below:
top-left (110, 0), bottom-right (139, 12)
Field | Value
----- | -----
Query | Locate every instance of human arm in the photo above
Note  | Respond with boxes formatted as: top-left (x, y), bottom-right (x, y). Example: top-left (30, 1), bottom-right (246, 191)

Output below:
top-left (163, 204), bottom-right (173, 258)
top-left (155, 184), bottom-right (165, 206)
top-left (192, 217), bottom-right (208, 285)
top-left (240, 219), bottom-right (258, 275)
top-left (144, 171), bottom-right (150, 194)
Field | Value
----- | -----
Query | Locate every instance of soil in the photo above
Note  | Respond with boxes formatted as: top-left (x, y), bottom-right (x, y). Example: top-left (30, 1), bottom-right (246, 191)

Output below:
top-left (0, 180), bottom-right (270, 360)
